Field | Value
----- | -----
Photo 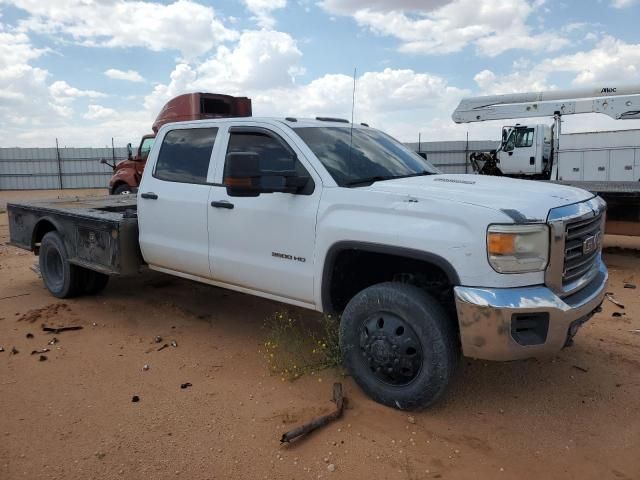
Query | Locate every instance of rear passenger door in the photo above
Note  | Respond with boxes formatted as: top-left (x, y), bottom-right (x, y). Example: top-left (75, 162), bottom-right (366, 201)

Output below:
top-left (138, 126), bottom-right (218, 278)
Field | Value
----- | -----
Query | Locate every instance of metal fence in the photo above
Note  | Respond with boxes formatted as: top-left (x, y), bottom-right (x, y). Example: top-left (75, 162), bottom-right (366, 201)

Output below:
top-left (405, 140), bottom-right (500, 174)
top-left (0, 140), bottom-right (501, 191)
top-left (0, 146), bottom-right (128, 190)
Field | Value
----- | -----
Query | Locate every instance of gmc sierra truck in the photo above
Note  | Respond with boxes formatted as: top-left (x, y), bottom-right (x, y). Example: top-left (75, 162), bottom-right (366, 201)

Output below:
top-left (7, 117), bottom-right (608, 409)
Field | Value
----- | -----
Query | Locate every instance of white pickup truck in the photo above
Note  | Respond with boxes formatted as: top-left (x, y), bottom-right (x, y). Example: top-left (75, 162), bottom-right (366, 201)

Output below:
top-left (7, 117), bottom-right (608, 409)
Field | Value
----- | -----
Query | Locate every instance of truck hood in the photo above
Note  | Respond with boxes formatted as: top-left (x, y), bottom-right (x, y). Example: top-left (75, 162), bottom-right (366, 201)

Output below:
top-left (367, 174), bottom-right (594, 222)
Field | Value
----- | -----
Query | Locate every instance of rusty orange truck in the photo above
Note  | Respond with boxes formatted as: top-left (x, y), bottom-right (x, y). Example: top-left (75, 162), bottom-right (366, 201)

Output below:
top-left (105, 92), bottom-right (252, 194)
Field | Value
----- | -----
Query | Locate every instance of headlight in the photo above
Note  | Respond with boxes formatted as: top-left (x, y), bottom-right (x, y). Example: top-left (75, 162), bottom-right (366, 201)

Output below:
top-left (487, 224), bottom-right (549, 273)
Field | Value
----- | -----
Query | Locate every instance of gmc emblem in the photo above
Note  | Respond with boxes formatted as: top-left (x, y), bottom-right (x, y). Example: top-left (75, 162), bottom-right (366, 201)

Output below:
top-left (582, 232), bottom-right (601, 255)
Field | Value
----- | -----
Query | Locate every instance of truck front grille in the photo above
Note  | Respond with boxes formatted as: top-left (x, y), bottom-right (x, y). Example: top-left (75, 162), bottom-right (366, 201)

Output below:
top-left (563, 213), bottom-right (602, 286)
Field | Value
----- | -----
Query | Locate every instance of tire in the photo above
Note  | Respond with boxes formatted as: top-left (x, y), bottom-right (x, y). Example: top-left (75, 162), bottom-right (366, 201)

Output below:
top-left (340, 282), bottom-right (459, 410)
top-left (113, 184), bottom-right (132, 195)
top-left (39, 231), bottom-right (84, 298)
top-left (82, 269), bottom-right (110, 295)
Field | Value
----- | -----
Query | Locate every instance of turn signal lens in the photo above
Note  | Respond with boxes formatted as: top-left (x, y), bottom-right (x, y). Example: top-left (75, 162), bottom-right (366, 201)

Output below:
top-left (487, 233), bottom-right (516, 255)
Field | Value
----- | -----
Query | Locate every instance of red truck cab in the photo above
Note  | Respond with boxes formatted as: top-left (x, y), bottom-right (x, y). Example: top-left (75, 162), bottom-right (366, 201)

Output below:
top-left (107, 92), bottom-right (252, 194)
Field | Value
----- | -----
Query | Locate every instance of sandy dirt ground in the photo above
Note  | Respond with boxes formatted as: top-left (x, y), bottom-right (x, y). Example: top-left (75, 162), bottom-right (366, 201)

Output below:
top-left (1, 190), bottom-right (639, 480)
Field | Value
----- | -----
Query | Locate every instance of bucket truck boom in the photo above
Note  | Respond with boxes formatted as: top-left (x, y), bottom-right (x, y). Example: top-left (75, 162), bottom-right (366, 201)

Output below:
top-left (450, 85), bottom-right (640, 235)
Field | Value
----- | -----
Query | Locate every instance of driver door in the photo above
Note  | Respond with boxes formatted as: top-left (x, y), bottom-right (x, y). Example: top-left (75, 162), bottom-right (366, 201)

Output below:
top-left (207, 123), bottom-right (321, 305)
top-left (501, 127), bottom-right (537, 174)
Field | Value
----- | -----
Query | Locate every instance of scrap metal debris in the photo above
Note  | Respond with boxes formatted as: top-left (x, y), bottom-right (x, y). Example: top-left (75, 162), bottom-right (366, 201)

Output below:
top-left (0, 293), bottom-right (31, 301)
top-left (623, 283), bottom-right (637, 289)
top-left (630, 330), bottom-right (640, 335)
top-left (170, 340), bottom-right (178, 348)
top-left (39, 355), bottom-right (47, 362)
top-left (612, 312), bottom-right (624, 318)
top-left (30, 348), bottom-right (50, 355)
top-left (280, 383), bottom-right (345, 444)
top-left (572, 365), bottom-right (589, 373)
top-left (42, 325), bottom-right (83, 334)
top-left (180, 382), bottom-right (192, 389)
top-left (605, 293), bottom-right (625, 309)
top-left (157, 344), bottom-right (169, 351)
top-left (0, 346), bottom-right (4, 352)
top-left (25, 333), bottom-right (34, 339)
top-left (131, 395), bottom-right (140, 403)
top-left (10, 347), bottom-right (18, 355)
top-left (47, 337), bottom-right (59, 345)
top-left (154, 336), bottom-right (163, 343)
top-left (143, 364), bottom-right (150, 371)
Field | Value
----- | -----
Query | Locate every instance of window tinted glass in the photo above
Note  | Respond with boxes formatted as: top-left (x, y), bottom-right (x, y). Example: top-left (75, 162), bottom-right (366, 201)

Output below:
top-left (225, 131), bottom-right (307, 177)
top-left (155, 128), bottom-right (217, 183)
top-left (515, 128), bottom-right (534, 148)
top-left (294, 127), bottom-right (437, 186)
top-left (140, 137), bottom-right (154, 160)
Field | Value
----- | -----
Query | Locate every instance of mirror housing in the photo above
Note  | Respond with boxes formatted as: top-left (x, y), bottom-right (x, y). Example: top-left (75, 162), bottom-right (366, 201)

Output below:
top-left (224, 152), bottom-right (305, 197)
top-left (99, 157), bottom-right (116, 170)
top-left (126, 142), bottom-right (133, 160)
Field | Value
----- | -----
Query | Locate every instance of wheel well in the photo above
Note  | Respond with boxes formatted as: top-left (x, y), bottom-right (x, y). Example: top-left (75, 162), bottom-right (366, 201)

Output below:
top-left (322, 245), bottom-right (458, 314)
top-left (32, 219), bottom-right (57, 253)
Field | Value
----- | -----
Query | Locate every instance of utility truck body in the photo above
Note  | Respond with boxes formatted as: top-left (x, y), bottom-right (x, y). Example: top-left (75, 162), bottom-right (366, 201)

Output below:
top-left (453, 85), bottom-right (640, 229)
top-left (8, 116), bottom-right (607, 410)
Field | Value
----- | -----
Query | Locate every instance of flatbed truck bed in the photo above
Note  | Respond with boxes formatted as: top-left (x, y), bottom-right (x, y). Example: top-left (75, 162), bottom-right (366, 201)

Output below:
top-left (7, 195), bottom-right (143, 276)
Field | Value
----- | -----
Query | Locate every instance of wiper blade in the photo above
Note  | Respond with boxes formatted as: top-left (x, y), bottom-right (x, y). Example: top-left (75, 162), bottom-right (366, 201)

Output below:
top-left (396, 170), bottom-right (434, 179)
top-left (344, 171), bottom-right (434, 187)
top-left (344, 175), bottom-right (394, 187)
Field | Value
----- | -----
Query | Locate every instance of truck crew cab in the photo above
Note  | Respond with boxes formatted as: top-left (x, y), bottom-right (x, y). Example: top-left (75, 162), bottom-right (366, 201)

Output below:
top-left (8, 116), bottom-right (608, 410)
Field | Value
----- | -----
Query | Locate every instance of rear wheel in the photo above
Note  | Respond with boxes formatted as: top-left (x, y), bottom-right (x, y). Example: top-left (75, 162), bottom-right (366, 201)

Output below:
top-left (82, 269), bottom-right (110, 295)
top-left (340, 282), bottom-right (459, 410)
top-left (39, 231), bottom-right (83, 298)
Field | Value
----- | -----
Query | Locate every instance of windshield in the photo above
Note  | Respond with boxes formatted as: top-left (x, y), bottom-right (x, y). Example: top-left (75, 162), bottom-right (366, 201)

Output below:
top-left (294, 126), bottom-right (438, 186)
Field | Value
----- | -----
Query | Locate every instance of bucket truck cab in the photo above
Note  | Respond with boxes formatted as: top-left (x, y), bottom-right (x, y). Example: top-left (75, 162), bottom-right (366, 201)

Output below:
top-left (498, 124), bottom-right (552, 175)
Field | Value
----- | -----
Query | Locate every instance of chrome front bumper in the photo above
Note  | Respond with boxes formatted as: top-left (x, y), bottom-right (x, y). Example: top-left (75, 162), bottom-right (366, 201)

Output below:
top-left (454, 258), bottom-right (607, 361)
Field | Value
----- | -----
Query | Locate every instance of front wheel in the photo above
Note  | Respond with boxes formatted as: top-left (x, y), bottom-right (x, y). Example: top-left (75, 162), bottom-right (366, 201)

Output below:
top-left (340, 282), bottom-right (459, 410)
top-left (113, 184), bottom-right (133, 195)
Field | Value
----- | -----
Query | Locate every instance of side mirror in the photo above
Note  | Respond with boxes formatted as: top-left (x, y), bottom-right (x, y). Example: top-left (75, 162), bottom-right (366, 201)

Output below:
top-left (100, 157), bottom-right (116, 170)
top-left (224, 152), bottom-right (303, 197)
top-left (127, 142), bottom-right (133, 160)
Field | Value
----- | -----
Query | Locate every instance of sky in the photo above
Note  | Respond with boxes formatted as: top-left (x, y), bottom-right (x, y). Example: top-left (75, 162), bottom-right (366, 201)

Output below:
top-left (1, 0), bottom-right (640, 148)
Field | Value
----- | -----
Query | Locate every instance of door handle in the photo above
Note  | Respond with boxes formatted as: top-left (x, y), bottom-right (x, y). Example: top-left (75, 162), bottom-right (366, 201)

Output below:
top-left (211, 200), bottom-right (234, 210)
top-left (141, 192), bottom-right (158, 200)
top-left (597, 166), bottom-right (605, 172)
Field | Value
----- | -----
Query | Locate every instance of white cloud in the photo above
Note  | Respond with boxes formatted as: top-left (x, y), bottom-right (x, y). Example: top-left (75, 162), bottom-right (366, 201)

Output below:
top-left (473, 69), bottom-right (553, 95)
top-left (611, 0), bottom-right (638, 8)
top-left (540, 36), bottom-right (640, 85)
top-left (145, 30), bottom-right (304, 112)
top-left (105, 68), bottom-right (144, 83)
top-left (320, 0), bottom-right (568, 56)
top-left (84, 104), bottom-right (117, 120)
top-left (6, 0), bottom-right (237, 59)
top-left (242, 0), bottom-right (286, 28)
top-left (49, 80), bottom-right (105, 102)
top-left (320, 0), bottom-right (450, 14)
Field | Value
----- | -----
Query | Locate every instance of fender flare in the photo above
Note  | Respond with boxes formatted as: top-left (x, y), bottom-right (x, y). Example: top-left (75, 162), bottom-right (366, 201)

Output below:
top-left (320, 241), bottom-right (461, 312)
top-left (31, 216), bottom-right (64, 252)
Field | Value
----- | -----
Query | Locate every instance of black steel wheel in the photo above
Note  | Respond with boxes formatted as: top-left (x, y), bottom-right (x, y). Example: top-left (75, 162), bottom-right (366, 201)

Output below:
top-left (360, 312), bottom-right (423, 386)
top-left (341, 282), bottom-right (459, 410)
